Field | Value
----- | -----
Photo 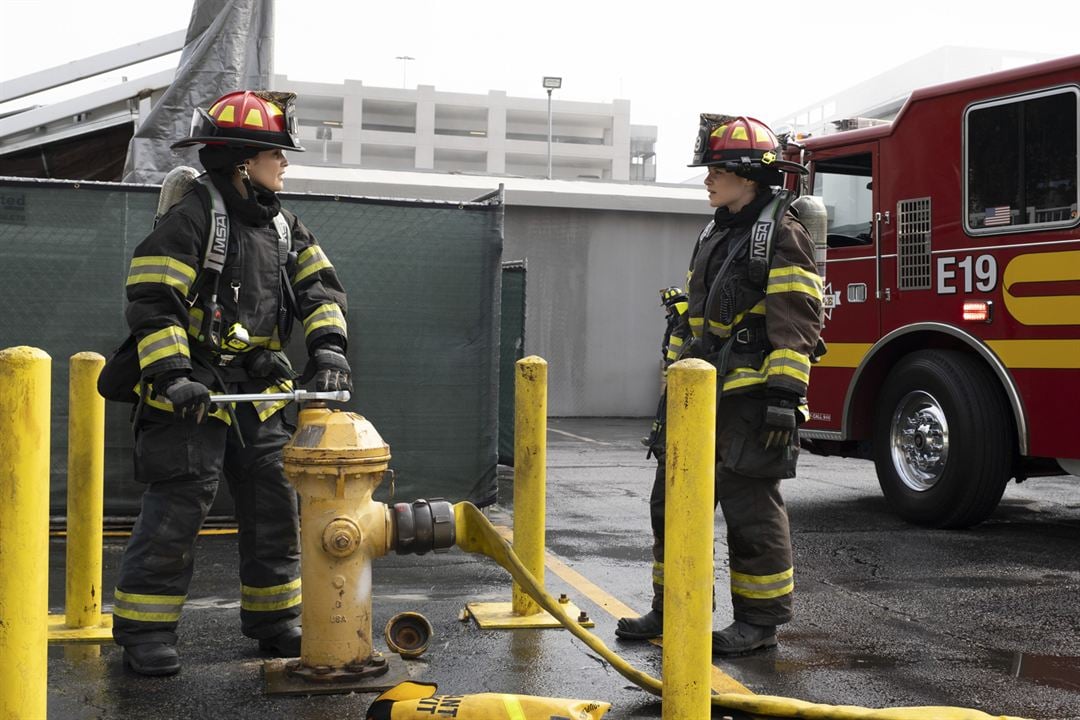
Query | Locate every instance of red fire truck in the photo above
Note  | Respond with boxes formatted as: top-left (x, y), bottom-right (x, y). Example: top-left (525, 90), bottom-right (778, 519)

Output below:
top-left (791, 53), bottom-right (1079, 528)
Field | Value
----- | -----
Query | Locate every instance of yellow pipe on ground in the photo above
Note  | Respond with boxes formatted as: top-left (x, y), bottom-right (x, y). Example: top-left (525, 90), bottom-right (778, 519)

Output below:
top-left (661, 359), bottom-right (715, 720)
top-left (453, 502), bottom-right (1026, 720)
top-left (512, 356), bottom-right (547, 617)
top-left (66, 352), bottom-right (106, 629)
top-left (0, 346), bottom-right (51, 720)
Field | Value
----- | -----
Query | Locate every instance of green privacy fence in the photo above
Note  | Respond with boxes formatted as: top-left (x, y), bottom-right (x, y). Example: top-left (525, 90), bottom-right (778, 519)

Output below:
top-left (499, 261), bottom-right (526, 465)
top-left (0, 177), bottom-right (504, 516)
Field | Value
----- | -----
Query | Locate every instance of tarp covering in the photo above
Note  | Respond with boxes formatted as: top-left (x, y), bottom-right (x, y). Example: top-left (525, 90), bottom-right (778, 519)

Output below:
top-left (123, 0), bottom-right (274, 183)
top-left (498, 261), bottom-right (526, 465)
top-left (0, 177), bottom-right (503, 516)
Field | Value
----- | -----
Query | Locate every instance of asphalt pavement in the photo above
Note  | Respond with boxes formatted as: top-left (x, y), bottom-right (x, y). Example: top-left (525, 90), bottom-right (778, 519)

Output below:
top-left (45, 417), bottom-right (1080, 719)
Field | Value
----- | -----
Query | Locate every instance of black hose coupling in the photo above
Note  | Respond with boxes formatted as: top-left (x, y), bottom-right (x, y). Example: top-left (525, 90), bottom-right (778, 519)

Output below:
top-left (392, 499), bottom-right (455, 555)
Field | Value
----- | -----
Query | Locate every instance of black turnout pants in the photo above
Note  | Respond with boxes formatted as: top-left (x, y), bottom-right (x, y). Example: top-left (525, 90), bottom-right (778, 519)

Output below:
top-left (648, 393), bottom-right (796, 626)
top-left (113, 402), bottom-right (301, 647)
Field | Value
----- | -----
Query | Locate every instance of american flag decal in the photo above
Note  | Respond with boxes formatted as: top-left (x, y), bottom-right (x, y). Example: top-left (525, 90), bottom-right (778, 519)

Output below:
top-left (984, 206), bottom-right (1012, 226)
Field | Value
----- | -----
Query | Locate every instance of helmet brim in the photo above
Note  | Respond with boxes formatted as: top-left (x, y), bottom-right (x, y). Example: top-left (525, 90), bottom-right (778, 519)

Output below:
top-left (171, 136), bottom-right (306, 152)
top-left (688, 158), bottom-right (807, 175)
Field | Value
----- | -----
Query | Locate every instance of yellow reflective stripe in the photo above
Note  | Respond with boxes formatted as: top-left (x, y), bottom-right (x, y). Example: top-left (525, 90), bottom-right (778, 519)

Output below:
top-left (292, 245), bottom-right (333, 284)
top-left (254, 380), bottom-right (294, 421)
top-left (743, 301), bottom-right (767, 316)
top-left (708, 318), bottom-right (732, 336)
top-left (303, 303), bottom-right (347, 339)
top-left (243, 578), bottom-right (302, 596)
top-left (730, 567), bottom-right (794, 600)
top-left (688, 316), bottom-right (704, 339)
top-left (134, 381), bottom-right (232, 424)
top-left (241, 578), bottom-right (302, 612)
top-left (188, 306), bottom-right (204, 338)
top-left (126, 256), bottom-right (198, 296)
top-left (700, 302), bottom-right (768, 339)
top-left (668, 335), bottom-right (684, 347)
top-left (722, 367), bottom-right (767, 392)
top-left (674, 300), bottom-right (688, 316)
top-left (113, 589), bottom-right (186, 623)
top-left (115, 589), bottom-right (187, 604)
top-left (501, 695), bottom-right (527, 720)
top-left (136, 326), bottom-right (190, 369)
top-left (652, 561), bottom-right (664, 587)
top-left (765, 349), bottom-right (811, 385)
top-left (767, 265), bottom-right (823, 301)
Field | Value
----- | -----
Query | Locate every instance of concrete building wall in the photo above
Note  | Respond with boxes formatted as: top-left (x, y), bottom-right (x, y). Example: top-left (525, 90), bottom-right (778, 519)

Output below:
top-left (504, 207), bottom-right (706, 415)
top-left (280, 76), bottom-right (656, 183)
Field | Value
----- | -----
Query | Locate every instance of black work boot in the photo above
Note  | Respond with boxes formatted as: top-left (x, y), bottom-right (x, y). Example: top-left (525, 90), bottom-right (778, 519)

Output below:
top-left (123, 642), bottom-right (181, 676)
top-left (615, 609), bottom-right (663, 640)
top-left (711, 620), bottom-right (777, 656)
top-left (258, 626), bottom-right (302, 657)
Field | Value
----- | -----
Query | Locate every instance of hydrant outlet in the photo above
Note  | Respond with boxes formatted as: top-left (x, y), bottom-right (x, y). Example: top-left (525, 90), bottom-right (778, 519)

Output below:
top-left (392, 499), bottom-right (456, 556)
top-left (322, 517), bottom-right (362, 558)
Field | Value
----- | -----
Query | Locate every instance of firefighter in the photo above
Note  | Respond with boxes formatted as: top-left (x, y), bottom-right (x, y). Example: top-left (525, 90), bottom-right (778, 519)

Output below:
top-left (615, 115), bottom-right (822, 656)
top-left (112, 90), bottom-right (351, 675)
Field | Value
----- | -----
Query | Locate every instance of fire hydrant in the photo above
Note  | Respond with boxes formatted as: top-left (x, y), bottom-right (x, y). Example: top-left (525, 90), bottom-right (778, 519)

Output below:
top-left (279, 403), bottom-right (454, 688)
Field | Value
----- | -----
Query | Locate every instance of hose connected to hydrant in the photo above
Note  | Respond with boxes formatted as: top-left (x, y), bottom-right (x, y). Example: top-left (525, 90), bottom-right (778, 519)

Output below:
top-left (452, 501), bottom-right (1025, 720)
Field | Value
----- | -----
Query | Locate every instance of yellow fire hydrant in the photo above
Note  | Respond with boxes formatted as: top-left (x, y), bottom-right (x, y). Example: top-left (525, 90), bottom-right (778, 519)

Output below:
top-left (280, 403), bottom-right (454, 688)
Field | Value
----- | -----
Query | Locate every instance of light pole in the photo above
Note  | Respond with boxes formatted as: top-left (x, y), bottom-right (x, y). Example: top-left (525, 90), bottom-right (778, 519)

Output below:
top-left (395, 55), bottom-right (415, 89)
top-left (542, 76), bottom-right (561, 179)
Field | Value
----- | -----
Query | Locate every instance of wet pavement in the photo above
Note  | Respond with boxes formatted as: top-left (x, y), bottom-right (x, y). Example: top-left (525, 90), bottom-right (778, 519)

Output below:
top-left (46, 418), bottom-right (1080, 719)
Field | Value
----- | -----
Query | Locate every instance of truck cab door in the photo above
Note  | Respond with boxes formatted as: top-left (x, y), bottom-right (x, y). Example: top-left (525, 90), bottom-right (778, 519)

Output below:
top-left (803, 141), bottom-right (881, 431)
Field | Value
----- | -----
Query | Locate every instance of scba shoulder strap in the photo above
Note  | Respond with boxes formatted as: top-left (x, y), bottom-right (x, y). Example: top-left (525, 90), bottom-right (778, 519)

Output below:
top-left (194, 175), bottom-right (291, 276)
top-left (747, 188), bottom-right (795, 288)
top-left (163, 174), bottom-right (294, 348)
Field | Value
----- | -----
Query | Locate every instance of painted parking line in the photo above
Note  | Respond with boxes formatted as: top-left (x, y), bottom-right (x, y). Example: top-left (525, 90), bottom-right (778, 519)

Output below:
top-left (494, 524), bottom-right (753, 697)
top-left (547, 427), bottom-right (614, 446)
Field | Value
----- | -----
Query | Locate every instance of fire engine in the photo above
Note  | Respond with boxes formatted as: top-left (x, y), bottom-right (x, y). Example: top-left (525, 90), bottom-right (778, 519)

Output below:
top-left (790, 53), bottom-right (1079, 528)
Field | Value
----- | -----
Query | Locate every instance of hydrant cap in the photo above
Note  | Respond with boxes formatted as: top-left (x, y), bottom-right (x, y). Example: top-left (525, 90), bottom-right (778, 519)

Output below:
top-left (283, 405), bottom-right (391, 466)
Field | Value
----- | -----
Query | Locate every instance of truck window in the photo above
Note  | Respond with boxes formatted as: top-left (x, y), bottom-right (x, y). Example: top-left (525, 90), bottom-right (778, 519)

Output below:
top-left (811, 153), bottom-right (873, 247)
top-left (966, 87), bottom-right (1079, 233)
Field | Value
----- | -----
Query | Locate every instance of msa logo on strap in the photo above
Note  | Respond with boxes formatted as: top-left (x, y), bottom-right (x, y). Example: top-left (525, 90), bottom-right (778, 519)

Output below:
top-left (212, 215), bottom-right (228, 255)
top-left (751, 220), bottom-right (772, 262)
top-left (204, 211), bottom-right (229, 273)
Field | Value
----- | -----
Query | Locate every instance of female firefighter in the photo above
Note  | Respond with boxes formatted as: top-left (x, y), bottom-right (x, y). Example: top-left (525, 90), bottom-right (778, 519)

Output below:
top-left (615, 115), bottom-right (822, 656)
top-left (111, 91), bottom-right (351, 675)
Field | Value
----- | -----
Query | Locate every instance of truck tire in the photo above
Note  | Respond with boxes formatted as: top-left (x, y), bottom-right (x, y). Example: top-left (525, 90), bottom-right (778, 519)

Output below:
top-left (872, 349), bottom-right (1013, 528)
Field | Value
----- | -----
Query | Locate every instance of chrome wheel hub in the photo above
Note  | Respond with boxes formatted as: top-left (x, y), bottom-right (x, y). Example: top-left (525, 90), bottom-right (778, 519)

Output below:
top-left (890, 391), bottom-right (949, 492)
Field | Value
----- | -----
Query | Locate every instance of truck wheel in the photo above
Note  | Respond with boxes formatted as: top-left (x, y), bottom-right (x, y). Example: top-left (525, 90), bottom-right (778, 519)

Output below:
top-left (873, 349), bottom-right (1013, 528)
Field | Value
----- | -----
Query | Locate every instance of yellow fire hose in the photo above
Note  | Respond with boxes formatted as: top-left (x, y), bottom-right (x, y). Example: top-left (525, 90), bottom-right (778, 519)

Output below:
top-left (453, 502), bottom-right (1027, 720)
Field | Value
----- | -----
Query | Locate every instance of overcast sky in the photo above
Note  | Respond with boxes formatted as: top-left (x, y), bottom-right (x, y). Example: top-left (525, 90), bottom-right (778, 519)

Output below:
top-left (3, 0), bottom-right (1077, 183)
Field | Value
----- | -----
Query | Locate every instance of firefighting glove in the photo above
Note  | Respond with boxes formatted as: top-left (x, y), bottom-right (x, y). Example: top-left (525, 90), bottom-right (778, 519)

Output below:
top-left (244, 349), bottom-right (295, 383)
top-left (157, 375), bottom-right (211, 424)
top-left (300, 343), bottom-right (352, 393)
top-left (762, 390), bottom-right (800, 450)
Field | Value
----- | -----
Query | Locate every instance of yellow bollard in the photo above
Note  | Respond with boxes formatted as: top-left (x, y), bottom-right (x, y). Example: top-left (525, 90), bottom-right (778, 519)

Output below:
top-left (48, 352), bottom-right (113, 642)
top-left (661, 358), bottom-right (716, 720)
top-left (464, 356), bottom-right (592, 630)
top-left (512, 355), bottom-right (547, 617)
top-left (0, 346), bottom-right (51, 720)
